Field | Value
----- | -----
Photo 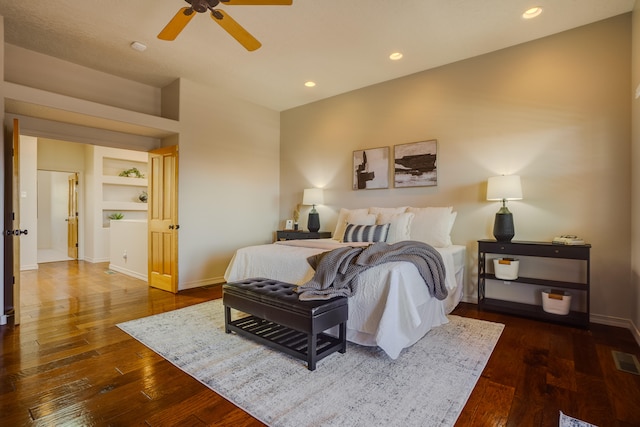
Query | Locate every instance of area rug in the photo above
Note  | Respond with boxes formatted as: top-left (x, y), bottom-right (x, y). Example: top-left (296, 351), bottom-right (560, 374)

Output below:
top-left (118, 299), bottom-right (504, 426)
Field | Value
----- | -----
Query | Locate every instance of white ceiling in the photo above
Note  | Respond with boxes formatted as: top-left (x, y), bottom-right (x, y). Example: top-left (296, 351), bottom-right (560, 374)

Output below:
top-left (0, 0), bottom-right (635, 112)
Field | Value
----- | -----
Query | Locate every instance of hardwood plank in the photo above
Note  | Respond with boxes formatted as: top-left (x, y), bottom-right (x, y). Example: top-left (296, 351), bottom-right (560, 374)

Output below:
top-left (2, 261), bottom-right (639, 426)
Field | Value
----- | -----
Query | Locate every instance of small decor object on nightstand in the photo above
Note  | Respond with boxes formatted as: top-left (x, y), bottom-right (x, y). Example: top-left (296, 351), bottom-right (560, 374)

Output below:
top-left (486, 175), bottom-right (523, 242)
top-left (302, 188), bottom-right (324, 232)
top-left (293, 204), bottom-right (300, 230)
top-left (138, 190), bottom-right (148, 203)
top-left (552, 235), bottom-right (585, 245)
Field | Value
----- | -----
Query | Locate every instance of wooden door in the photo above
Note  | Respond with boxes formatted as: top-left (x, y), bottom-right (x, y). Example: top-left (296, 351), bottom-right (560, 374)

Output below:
top-left (3, 118), bottom-right (21, 325)
top-left (67, 173), bottom-right (78, 259)
top-left (148, 146), bottom-right (179, 293)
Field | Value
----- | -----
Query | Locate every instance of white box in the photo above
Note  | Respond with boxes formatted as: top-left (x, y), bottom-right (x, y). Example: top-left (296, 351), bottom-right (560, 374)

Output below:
top-left (493, 258), bottom-right (519, 280)
top-left (542, 290), bottom-right (571, 315)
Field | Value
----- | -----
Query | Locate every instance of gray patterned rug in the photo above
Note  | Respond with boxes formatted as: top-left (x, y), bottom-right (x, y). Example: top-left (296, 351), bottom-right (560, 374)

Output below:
top-left (118, 299), bottom-right (504, 426)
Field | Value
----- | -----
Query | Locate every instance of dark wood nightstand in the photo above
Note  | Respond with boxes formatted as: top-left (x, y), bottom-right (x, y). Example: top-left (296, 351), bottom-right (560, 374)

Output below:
top-left (276, 230), bottom-right (332, 241)
top-left (478, 239), bottom-right (591, 328)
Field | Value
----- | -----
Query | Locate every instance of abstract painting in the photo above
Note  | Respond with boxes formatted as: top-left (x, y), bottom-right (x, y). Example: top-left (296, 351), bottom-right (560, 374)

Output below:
top-left (393, 140), bottom-right (438, 187)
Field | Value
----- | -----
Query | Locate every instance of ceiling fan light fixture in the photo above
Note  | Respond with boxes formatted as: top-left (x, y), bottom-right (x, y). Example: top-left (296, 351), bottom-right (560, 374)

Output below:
top-left (522, 6), bottom-right (543, 19)
top-left (304, 81), bottom-right (316, 88)
top-left (389, 52), bottom-right (403, 60)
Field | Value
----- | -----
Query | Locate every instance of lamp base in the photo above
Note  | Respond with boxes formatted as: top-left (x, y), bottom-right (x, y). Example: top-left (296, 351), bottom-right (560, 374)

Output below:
top-left (308, 212), bottom-right (320, 232)
top-left (493, 212), bottom-right (515, 242)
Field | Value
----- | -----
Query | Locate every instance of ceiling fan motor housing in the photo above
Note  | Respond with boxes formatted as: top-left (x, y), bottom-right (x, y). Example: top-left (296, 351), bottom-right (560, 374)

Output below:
top-left (185, 0), bottom-right (220, 13)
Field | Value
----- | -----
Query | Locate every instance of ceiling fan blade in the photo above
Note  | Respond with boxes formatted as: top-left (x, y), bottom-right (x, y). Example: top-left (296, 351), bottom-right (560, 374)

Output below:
top-left (158, 7), bottom-right (196, 41)
top-left (210, 10), bottom-right (262, 51)
top-left (222, 0), bottom-right (293, 5)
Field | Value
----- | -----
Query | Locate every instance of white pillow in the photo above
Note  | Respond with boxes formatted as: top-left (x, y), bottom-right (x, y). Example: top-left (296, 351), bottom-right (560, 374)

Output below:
top-left (368, 206), bottom-right (408, 215)
top-left (376, 212), bottom-right (414, 244)
top-left (333, 208), bottom-right (375, 242)
top-left (406, 206), bottom-right (456, 247)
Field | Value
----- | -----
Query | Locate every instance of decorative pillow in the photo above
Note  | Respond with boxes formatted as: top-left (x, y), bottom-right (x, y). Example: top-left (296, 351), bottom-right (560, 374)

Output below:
top-left (368, 206), bottom-right (408, 215)
top-left (376, 212), bottom-right (414, 244)
top-left (333, 208), bottom-right (375, 242)
top-left (406, 206), bottom-right (456, 247)
top-left (343, 223), bottom-right (391, 243)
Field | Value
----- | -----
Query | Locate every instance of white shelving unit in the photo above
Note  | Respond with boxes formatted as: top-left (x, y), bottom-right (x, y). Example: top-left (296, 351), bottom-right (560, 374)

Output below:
top-left (101, 155), bottom-right (148, 227)
top-left (86, 146), bottom-right (149, 263)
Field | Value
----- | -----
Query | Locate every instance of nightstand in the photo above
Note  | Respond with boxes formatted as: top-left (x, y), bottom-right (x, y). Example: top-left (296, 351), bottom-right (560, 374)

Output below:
top-left (276, 230), bottom-right (332, 241)
top-left (478, 239), bottom-right (591, 328)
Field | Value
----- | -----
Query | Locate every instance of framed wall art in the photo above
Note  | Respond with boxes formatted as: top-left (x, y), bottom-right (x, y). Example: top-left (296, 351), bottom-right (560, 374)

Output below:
top-left (393, 139), bottom-right (438, 188)
top-left (353, 147), bottom-right (389, 190)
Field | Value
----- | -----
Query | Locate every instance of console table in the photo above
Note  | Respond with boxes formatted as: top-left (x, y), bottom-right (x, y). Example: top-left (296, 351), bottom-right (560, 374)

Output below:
top-left (477, 239), bottom-right (591, 328)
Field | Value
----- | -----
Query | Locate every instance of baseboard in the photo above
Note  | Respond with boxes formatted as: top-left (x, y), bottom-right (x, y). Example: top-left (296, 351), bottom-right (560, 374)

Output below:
top-left (590, 313), bottom-right (640, 347)
top-left (0, 314), bottom-right (6, 326)
top-left (108, 264), bottom-right (147, 282)
top-left (83, 256), bottom-right (110, 263)
top-left (461, 295), bottom-right (477, 304)
top-left (181, 276), bottom-right (226, 291)
top-left (461, 298), bottom-right (640, 347)
top-left (20, 264), bottom-right (39, 271)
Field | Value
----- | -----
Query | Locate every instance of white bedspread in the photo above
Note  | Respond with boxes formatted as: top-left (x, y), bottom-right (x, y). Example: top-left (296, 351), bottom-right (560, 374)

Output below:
top-left (224, 239), bottom-right (466, 359)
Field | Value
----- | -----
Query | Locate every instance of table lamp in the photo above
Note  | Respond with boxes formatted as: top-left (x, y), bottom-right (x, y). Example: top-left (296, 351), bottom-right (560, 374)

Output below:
top-left (486, 175), bottom-right (522, 242)
top-left (302, 188), bottom-right (324, 232)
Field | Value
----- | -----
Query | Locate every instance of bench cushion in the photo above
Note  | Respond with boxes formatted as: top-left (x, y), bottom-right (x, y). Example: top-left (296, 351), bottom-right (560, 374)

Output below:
top-left (222, 278), bottom-right (347, 317)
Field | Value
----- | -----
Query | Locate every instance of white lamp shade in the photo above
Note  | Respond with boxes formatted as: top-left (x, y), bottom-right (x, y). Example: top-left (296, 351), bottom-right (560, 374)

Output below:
top-left (487, 175), bottom-right (523, 201)
top-left (302, 188), bottom-right (324, 206)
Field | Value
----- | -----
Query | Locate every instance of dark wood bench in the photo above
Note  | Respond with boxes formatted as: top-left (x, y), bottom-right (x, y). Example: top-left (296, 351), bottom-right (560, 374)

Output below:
top-left (223, 278), bottom-right (348, 370)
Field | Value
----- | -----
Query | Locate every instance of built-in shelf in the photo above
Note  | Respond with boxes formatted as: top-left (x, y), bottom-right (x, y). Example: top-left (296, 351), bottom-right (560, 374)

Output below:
top-left (102, 202), bottom-right (148, 211)
top-left (100, 152), bottom-right (149, 228)
top-left (102, 176), bottom-right (148, 186)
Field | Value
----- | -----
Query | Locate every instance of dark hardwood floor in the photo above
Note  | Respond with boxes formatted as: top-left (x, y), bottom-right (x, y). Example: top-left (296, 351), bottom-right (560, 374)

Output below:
top-left (1, 260), bottom-right (639, 426)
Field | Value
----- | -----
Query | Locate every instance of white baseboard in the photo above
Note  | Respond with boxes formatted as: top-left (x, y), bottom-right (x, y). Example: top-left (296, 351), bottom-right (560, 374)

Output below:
top-left (20, 264), bottom-right (39, 271)
top-left (0, 314), bottom-right (6, 326)
top-left (590, 313), bottom-right (640, 347)
top-left (461, 298), bottom-right (640, 347)
top-left (83, 256), bottom-right (110, 263)
top-left (108, 264), bottom-right (147, 282)
top-left (180, 276), bottom-right (226, 291)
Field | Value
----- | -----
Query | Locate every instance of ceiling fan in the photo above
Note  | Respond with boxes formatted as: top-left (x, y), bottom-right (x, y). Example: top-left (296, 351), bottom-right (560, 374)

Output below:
top-left (158, 0), bottom-right (292, 51)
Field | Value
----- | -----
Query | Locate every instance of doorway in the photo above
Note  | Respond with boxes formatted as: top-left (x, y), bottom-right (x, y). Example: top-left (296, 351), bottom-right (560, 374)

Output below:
top-left (36, 170), bottom-right (78, 263)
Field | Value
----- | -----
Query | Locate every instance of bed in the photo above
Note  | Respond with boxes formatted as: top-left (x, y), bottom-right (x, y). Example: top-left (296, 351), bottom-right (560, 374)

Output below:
top-left (224, 206), bottom-right (466, 359)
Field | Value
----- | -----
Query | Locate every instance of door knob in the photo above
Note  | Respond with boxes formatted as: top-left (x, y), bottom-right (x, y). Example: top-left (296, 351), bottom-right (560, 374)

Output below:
top-left (169, 225), bottom-right (174, 229)
top-left (15, 229), bottom-right (28, 235)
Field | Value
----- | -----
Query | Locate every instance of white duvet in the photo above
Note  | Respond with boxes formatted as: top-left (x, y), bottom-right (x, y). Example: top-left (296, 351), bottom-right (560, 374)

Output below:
top-left (224, 239), bottom-right (466, 359)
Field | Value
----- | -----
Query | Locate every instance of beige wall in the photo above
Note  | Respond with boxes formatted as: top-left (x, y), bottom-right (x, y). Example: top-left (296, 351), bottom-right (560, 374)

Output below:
top-left (5, 44), bottom-right (162, 116)
top-left (281, 15), bottom-right (633, 326)
top-left (1, 36), bottom-right (281, 293)
top-left (632, 6), bottom-right (640, 330)
top-left (177, 79), bottom-right (280, 288)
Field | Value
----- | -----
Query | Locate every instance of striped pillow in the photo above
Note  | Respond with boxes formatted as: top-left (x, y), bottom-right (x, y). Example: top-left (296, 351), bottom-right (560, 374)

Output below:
top-left (343, 223), bottom-right (390, 243)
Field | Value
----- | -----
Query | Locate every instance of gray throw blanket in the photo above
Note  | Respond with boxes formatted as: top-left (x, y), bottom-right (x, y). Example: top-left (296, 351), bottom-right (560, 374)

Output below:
top-left (296, 240), bottom-right (448, 301)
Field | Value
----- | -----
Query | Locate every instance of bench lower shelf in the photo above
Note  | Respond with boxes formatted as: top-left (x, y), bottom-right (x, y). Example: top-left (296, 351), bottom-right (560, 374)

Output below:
top-left (226, 315), bottom-right (346, 370)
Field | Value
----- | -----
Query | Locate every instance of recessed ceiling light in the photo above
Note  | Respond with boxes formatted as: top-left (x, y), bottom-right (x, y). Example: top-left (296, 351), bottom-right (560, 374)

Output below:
top-left (304, 81), bottom-right (316, 88)
top-left (522, 6), bottom-right (543, 19)
top-left (130, 41), bottom-right (147, 52)
top-left (389, 52), bottom-right (403, 61)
